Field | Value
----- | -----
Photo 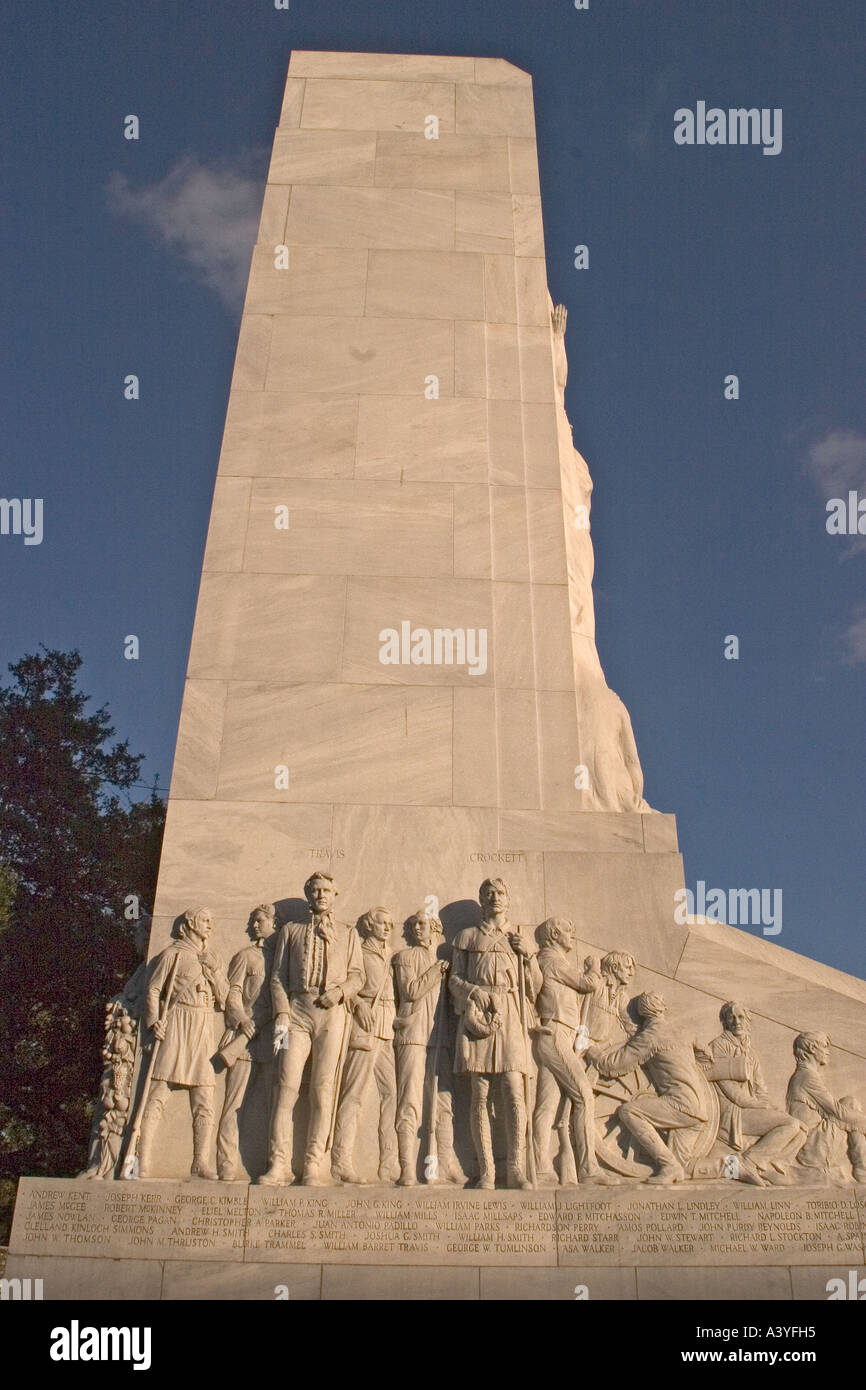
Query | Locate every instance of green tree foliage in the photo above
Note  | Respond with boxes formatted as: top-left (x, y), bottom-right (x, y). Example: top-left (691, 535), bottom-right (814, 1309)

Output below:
top-left (0, 650), bottom-right (165, 1240)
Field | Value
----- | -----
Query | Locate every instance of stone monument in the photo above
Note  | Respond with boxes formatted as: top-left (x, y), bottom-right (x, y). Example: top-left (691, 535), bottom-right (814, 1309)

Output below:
top-left (7, 50), bottom-right (866, 1302)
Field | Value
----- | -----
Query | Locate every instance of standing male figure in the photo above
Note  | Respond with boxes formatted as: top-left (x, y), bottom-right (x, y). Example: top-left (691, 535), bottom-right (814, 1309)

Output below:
top-left (392, 911), bottom-right (463, 1187)
top-left (698, 1001), bottom-right (805, 1187)
top-left (786, 1032), bottom-right (866, 1183)
top-left (216, 903), bottom-right (278, 1182)
top-left (586, 992), bottom-right (709, 1185)
top-left (332, 907), bottom-right (398, 1184)
top-left (258, 873), bottom-right (363, 1187)
top-left (581, 950), bottom-right (636, 1048)
top-left (137, 907), bottom-right (229, 1181)
top-left (450, 878), bottom-right (541, 1190)
top-left (532, 918), bottom-right (618, 1186)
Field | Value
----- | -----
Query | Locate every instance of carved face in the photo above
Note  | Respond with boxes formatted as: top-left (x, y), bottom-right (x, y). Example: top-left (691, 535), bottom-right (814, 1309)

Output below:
top-left (555, 920), bottom-right (576, 950)
top-left (307, 877), bottom-right (336, 914)
top-left (482, 882), bottom-right (509, 916)
top-left (725, 1003), bottom-right (749, 1037)
top-left (369, 913), bottom-right (393, 943)
top-left (609, 958), bottom-right (634, 986)
top-left (411, 917), bottom-right (434, 947)
top-left (250, 912), bottom-right (275, 942)
top-left (813, 1035), bottom-right (830, 1067)
top-left (190, 911), bottom-right (212, 947)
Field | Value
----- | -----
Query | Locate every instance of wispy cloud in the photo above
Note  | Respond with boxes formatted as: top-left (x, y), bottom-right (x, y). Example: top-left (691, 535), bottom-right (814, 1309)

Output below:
top-left (107, 154), bottom-right (265, 313)
top-left (801, 429), bottom-right (866, 666)
top-left (841, 607), bottom-right (866, 667)
top-left (804, 428), bottom-right (866, 496)
top-left (803, 427), bottom-right (866, 558)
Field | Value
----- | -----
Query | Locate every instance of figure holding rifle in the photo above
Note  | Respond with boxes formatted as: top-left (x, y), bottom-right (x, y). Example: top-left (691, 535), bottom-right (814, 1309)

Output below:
top-left (131, 907), bottom-right (228, 1181)
top-left (450, 879), bottom-right (541, 1190)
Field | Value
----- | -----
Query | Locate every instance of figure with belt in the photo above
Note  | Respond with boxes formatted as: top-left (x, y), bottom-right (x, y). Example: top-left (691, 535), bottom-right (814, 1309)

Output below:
top-left (332, 907), bottom-right (398, 1184)
top-left (216, 903), bottom-right (278, 1182)
top-left (449, 878), bottom-right (541, 1190)
top-left (258, 873), bottom-right (363, 1187)
top-left (392, 911), bottom-right (464, 1187)
top-left (532, 918), bottom-right (618, 1186)
top-left (586, 992), bottom-right (709, 1185)
top-left (138, 907), bottom-right (229, 1181)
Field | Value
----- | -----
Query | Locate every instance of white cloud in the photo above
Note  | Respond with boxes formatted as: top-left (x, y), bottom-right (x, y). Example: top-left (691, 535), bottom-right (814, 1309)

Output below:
top-left (107, 154), bottom-right (265, 313)
top-left (804, 428), bottom-right (866, 496)
top-left (841, 608), bottom-right (866, 666)
top-left (804, 428), bottom-right (866, 559)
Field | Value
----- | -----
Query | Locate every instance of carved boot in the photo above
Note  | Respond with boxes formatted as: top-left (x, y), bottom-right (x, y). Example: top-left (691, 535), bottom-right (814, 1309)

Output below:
top-left (397, 1128), bottom-right (419, 1186)
top-left (505, 1094), bottom-right (533, 1190)
top-left (434, 1118), bottom-right (465, 1185)
top-left (331, 1114), bottom-right (365, 1184)
top-left (378, 1141), bottom-right (400, 1185)
top-left (533, 1117), bottom-right (559, 1187)
top-left (624, 1114), bottom-right (684, 1185)
top-left (191, 1115), bottom-right (218, 1181)
top-left (470, 1101), bottom-right (496, 1190)
top-left (135, 1102), bottom-right (161, 1180)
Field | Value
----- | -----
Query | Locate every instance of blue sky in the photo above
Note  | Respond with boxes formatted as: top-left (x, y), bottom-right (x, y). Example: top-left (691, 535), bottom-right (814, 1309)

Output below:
top-left (2, 3), bottom-right (863, 975)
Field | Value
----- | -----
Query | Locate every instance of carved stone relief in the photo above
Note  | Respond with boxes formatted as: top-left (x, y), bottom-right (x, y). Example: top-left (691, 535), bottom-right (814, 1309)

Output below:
top-left (101, 878), bottom-right (865, 1191)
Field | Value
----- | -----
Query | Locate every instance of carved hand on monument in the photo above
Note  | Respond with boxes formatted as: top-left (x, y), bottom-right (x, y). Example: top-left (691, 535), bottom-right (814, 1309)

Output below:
top-left (152, 1018), bottom-right (167, 1041)
top-left (353, 999), bottom-right (373, 1031)
top-left (273, 1017), bottom-right (289, 1055)
top-left (316, 985), bottom-right (342, 1010)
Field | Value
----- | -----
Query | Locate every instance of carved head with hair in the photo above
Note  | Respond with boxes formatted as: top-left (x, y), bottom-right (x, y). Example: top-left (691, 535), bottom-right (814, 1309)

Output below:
top-left (538, 916), bottom-right (575, 949)
top-left (793, 1031), bottom-right (830, 1065)
top-left (479, 877), bottom-right (510, 914)
top-left (177, 907), bottom-right (212, 944)
top-left (405, 911), bottom-right (443, 947)
top-left (601, 950), bottom-right (635, 984)
top-left (249, 902), bottom-right (276, 940)
top-left (304, 872), bottom-right (337, 915)
top-left (634, 991), bottom-right (666, 1021)
top-left (720, 1000), bottom-right (750, 1039)
top-left (357, 906), bottom-right (394, 942)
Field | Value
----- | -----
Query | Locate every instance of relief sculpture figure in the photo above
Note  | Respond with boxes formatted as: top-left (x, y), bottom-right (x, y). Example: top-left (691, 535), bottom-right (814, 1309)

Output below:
top-left (449, 878), bottom-right (541, 1190)
top-left (332, 908), bottom-right (399, 1184)
top-left (135, 907), bottom-right (229, 1181)
top-left (392, 911), bottom-right (464, 1187)
top-left (258, 873), bottom-right (363, 1187)
top-left (531, 918), bottom-right (618, 1186)
top-left (786, 1032), bottom-right (866, 1184)
top-left (587, 992), bottom-right (711, 1185)
top-left (216, 903), bottom-right (278, 1182)
top-left (697, 1001), bottom-right (805, 1188)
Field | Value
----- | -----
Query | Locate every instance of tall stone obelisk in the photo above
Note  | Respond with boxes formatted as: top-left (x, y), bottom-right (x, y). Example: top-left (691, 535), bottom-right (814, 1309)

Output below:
top-left (140, 48), bottom-right (680, 1173)
top-left (8, 53), bottom-right (866, 1303)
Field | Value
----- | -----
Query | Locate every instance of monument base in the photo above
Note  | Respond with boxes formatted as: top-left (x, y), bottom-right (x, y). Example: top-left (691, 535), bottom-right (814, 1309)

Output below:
top-left (7, 1177), bottom-right (864, 1300)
